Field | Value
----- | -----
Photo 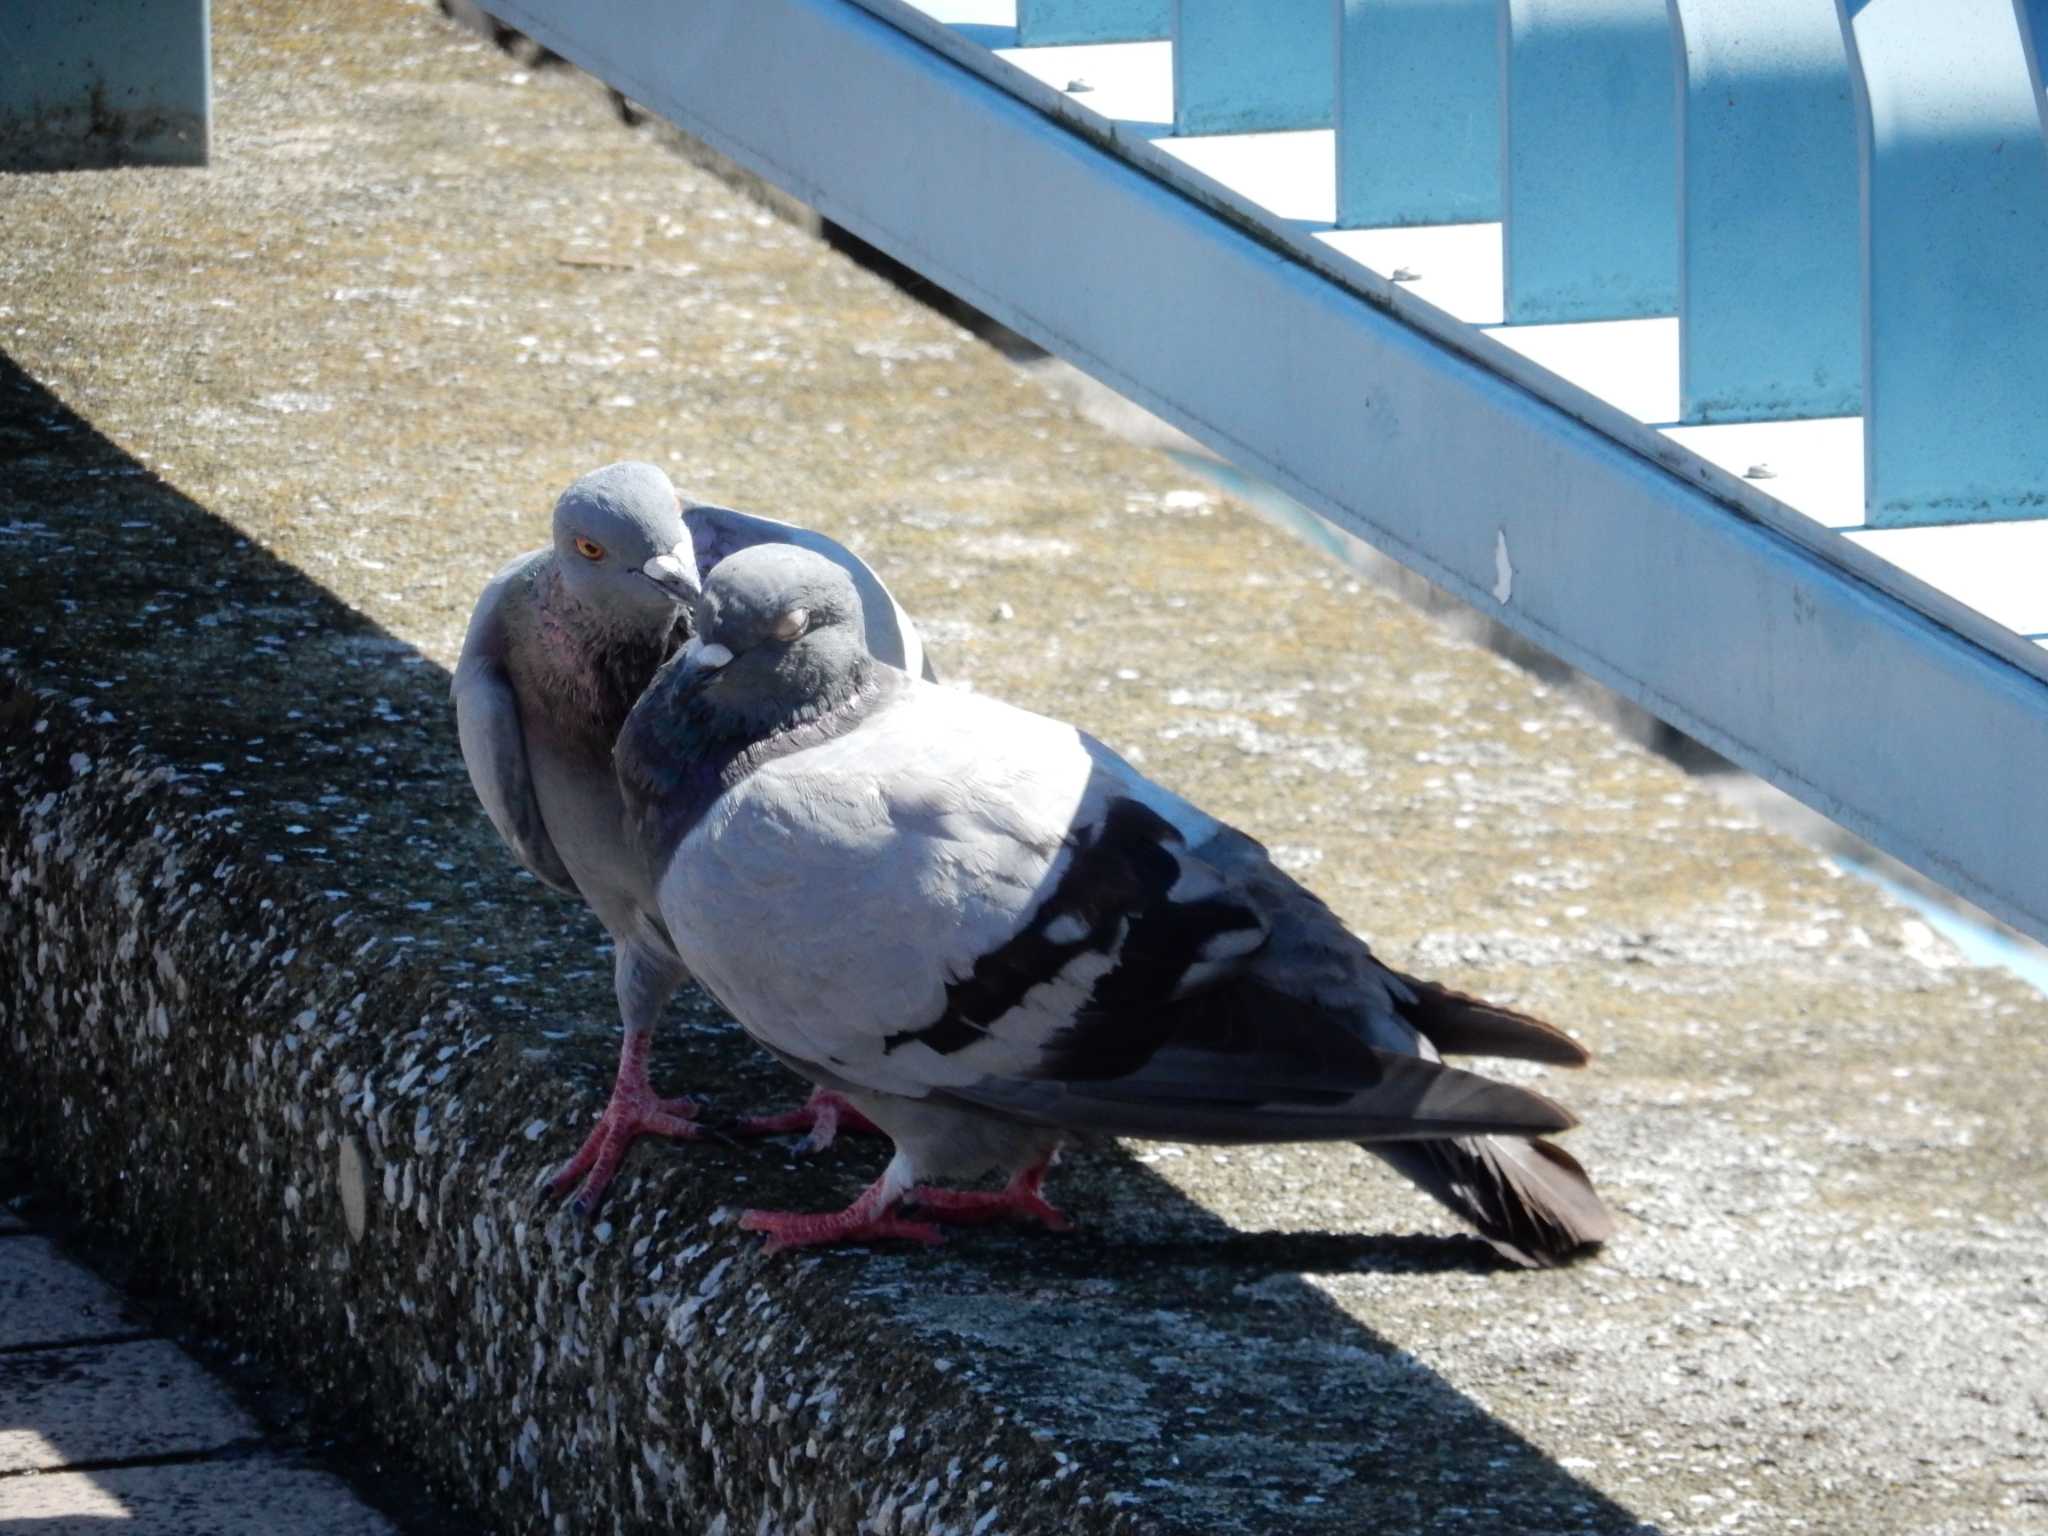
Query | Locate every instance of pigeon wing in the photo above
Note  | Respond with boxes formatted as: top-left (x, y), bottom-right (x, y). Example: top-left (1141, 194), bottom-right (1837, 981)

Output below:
top-left (451, 557), bottom-right (580, 899)
top-left (916, 732), bottom-right (1579, 1144)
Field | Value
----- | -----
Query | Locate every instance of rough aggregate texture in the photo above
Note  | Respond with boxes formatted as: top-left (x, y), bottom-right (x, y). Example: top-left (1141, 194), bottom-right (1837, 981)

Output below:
top-left (2, 1), bottom-right (2046, 1533)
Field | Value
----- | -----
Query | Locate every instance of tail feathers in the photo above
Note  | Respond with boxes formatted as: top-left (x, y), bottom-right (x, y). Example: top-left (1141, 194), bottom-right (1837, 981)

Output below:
top-left (954, 1045), bottom-right (1577, 1146)
top-left (1393, 975), bottom-right (1593, 1067)
top-left (1367, 1134), bottom-right (1614, 1268)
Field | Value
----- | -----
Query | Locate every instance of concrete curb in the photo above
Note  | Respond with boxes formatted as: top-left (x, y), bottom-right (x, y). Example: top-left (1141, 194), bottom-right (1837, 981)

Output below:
top-left (0, 669), bottom-right (1115, 1536)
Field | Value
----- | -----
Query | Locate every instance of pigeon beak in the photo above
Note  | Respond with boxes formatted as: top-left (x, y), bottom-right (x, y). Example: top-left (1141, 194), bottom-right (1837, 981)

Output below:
top-left (673, 634), bottom-right (734, 688)
top-left (641, 550), bottom-right (699, 604)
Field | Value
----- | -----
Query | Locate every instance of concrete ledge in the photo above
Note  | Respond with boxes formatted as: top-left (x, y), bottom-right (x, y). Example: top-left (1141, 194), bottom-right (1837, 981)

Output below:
top-left (0, 406), bottom-right (1118, 1533)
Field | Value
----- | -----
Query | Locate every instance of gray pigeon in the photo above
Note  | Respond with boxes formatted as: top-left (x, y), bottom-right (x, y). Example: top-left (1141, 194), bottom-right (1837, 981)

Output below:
top-left (452, 462), bottom-right (924, 1211)
top-left (615, 545), bottom-right (1615, 1264)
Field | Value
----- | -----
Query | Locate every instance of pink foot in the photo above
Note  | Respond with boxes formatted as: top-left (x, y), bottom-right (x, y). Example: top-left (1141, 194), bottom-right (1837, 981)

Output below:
top-left (734, 1090), bottom-right (883, 1153)
top-left (740, 1172), bottom-right (941, 1254)
top-left (547, 1036), bottom-right (701, 1216)
top-left (908, 1161), bottom-right (1071, 1232)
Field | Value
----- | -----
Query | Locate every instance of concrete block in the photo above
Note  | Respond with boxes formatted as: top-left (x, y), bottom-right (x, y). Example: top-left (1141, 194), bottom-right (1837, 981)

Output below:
top-left (0, 1457), bottom-right (400, 1533)
top-left (0, 1236), bottom-right (138, 1349)
top-left (0, 1339), bottom-right (256, 1473)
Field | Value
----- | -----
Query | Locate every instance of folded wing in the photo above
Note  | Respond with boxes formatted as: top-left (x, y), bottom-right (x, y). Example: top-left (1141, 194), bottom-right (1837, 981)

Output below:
top-left (452, 561), bottom-right (579, 898)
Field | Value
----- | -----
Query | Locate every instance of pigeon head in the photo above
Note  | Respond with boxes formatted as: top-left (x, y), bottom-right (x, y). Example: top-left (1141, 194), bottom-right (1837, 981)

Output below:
top-left (551, 461), bottom-right (700, 627)
top-left (668, 543), bottom-right (873, 722)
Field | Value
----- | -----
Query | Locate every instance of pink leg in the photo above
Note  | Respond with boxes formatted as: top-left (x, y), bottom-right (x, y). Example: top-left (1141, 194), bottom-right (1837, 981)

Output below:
top-left (734, 1090), bottom-right (884, 1153)
top-left (740, 1168), bottom-right (942, 1254)
top-left (547, 1030), bottom-right (701, 1216)
top-left (906, 1154), bottom-right (1071, 1232)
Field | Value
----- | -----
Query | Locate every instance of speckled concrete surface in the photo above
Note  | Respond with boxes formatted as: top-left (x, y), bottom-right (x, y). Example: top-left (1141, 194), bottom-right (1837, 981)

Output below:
top-left (1, 3), bottom-right (2044, 1533)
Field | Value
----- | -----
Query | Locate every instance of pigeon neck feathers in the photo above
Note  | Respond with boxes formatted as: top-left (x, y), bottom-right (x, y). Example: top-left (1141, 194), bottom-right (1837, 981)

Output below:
top-left (617, 640), bottom-right (906, 851)
top-left (525, 559), bottom-right (685, 743)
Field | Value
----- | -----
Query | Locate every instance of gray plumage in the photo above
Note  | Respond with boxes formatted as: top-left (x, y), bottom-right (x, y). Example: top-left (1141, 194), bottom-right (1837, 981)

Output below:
top-left (452, 462), bottom-right (927, 1210)
top-left (616, 545), bottom-right (1613, 1263)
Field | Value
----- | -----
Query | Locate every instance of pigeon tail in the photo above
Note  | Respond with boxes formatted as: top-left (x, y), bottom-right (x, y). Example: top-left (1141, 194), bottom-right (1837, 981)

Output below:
top-left (953, 1041), bottom-right (1579, 1146)
top-left (1365, 1134), bottom-right (1614, 1268)
top-left (1392, 974), bottom-right (1593, 1067)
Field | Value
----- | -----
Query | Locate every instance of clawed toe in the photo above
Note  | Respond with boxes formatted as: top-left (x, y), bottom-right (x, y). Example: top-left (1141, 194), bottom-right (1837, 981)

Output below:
top-left (733, 1090), bottom-right (883, 1152)
top-left (741, 1153), bottom-right (1070, 1252)
top-left (739, 1206), bottom-right (944, 1253)
top-left (906, 1185), bottom-right (1071, 1231)
top-left (545, 1086), bottom-right (705, 1215)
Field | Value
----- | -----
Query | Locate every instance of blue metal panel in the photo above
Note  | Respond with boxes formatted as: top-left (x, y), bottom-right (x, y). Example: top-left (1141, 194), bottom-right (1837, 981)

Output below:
top-left (1336, 0), bottom-right (1499, 227)
top-left (1501, 0), bottom-right (1677, 323)
top-left (1669, 1), bottom-right (1858, 424)
top-left (1837, 0), bottom-right (2048, 527)
top-left (1173, 0), bottom-right (1333, 134)
top-left (0, 0), bottom-right (210, 169)
top-left (1018, 0), bottom-right (1169, 44)
top-left (2014, 0), bottom-right (2048, 144)
top-left (489, 0), bottom-right (2048, 943)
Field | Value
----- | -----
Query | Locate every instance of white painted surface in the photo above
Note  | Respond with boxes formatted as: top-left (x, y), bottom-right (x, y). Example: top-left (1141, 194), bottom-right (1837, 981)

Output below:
top-left (1484, 318), bottom-right (1680, 426)
top-left (1662, 417), bottom-right (1866, 531)
top-left (1154, 128), bottom-right (1335, 223)
top-left (1319, 223), bottom-right (1505, 325)
top-left (996, 39), bottom-right (1172, 125)
top-left (1848, 520), bottom-right (2048, 637)
top-left (907, 0), bottom-right (1016, 24)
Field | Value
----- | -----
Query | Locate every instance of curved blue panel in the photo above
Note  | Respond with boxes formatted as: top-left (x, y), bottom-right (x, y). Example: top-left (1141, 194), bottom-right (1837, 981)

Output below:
top-left (2016, 0), bottom-right (2048, 142)
top-left (1173, 0), bottom-right (1333, 134)
top-left (1670, 0), bottom-right (1858, 424)
top-left (1501, 0), bottom-right (1677, 322)
top-left (1336, 0), bottom-right (1499, 228)
top-left (1838, 0), bottom-right (2048, 526)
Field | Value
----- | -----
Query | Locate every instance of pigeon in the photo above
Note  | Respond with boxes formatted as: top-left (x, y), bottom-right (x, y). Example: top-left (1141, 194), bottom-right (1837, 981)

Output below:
top-left (614, 544), bottom-right (1615, 1264)
top-left (452, 461), bottom-right (924, 1211)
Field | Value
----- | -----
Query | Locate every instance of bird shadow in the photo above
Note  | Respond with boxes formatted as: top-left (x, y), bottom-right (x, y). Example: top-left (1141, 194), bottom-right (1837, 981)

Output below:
top-left (0, 348), bottom-right (1658, 1536)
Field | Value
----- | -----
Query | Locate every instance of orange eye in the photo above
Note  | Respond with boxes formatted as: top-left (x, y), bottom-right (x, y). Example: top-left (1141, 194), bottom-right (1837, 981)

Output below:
top-left (574, 536), bottom-right (605, 561)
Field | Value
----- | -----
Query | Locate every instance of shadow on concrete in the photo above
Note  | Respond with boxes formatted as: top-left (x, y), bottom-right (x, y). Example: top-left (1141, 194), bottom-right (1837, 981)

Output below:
top-left (0, 348), bottom-right (1658, 1533)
